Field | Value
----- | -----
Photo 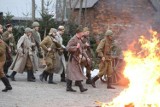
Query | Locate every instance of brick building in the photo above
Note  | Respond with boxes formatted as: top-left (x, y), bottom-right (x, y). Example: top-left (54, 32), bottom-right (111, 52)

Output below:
top-left (68, 0), bottom-right (159, 36)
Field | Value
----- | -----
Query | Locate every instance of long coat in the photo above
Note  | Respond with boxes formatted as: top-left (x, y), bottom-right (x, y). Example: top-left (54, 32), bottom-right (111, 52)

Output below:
top-left (9, 34), bottom-right (38, 73)
top-left (55, 32), bottom-right (66, 74)
top-left (0, 39), bottom-right (6, 78)
top-left (40, 35), bottom-right (61, 73)
top-left (66, 35), bottom-right (88, 81)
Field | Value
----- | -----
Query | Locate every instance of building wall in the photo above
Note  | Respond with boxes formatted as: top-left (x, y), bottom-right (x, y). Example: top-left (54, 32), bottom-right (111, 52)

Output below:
top-left (71, 0), bottom-right (155, 36)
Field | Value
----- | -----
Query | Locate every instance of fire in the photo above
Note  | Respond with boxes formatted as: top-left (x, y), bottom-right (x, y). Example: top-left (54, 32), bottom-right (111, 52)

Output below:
top-left (99, 30), bottom-right (160, 107)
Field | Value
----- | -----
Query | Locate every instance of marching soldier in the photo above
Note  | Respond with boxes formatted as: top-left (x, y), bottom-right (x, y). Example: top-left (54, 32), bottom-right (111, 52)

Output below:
top-left (81, 27), bottom-right (93, 84)
top-left (66, 26), bottom-right (89, 92)
top-left (2, 24), bottom-right (15, 77)
top-left (2, 24), bottom-right (16, 54)
top-left (31, 21), bottom-right (41, 51)
top-left (10, 28), bottom-right (38, 82)
top-left (31, 21), bottom-right (42, 69)
top-left (39, 28), bottom-right (61, 84)
top-left (0, 24), bottom-right (12, 92)
top-left (55, 25), bottom-right (66, 82)
top-left (91, 30), bottom-right (115, 89)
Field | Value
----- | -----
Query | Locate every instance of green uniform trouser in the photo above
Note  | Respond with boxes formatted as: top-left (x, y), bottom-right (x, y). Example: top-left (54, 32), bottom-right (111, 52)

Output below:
top-left (98, 60), bottom-right (113, 77)
top-left (45, 56), bottom-right (56, 74)
top-left (0, 61), bottom-right (5, 78)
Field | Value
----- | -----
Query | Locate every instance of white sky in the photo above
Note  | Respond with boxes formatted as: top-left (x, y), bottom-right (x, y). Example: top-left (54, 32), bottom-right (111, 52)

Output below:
top-left (0, 0), bottom-right (56, 18)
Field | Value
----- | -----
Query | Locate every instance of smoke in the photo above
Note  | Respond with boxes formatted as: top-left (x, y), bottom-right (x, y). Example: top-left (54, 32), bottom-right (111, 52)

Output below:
top-left (104, 0), bottom-right (158, 51)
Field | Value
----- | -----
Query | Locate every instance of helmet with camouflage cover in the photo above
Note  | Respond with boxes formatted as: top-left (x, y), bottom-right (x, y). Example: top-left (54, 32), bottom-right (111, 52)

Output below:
top-left (32, 21), bottom-right (40, 27)
top-left (105, 30), bottom-right (113, 36)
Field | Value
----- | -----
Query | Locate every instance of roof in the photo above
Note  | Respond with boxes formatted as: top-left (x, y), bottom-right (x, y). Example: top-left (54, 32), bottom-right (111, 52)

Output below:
top-left (68, 0), bottom-right (99, 9)
top-left (12, 17), bottom-right (41, 21)
top-left (149, 0), bottom-right (160, 11)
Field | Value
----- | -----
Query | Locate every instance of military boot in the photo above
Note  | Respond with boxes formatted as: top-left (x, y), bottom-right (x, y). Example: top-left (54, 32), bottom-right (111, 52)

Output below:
top-left (1, 77), bottom-right (12, 92)
top-left (10, 71), bottom-right (17, 81)
top-left (4, 60), bottom-right (12, 78)
top-left (61, 70), bottom-right (66, 82)
top-left (91, 75), bottom-right (99, 88)
top-left (107, 77), bottom-right (115, 89)
top-left (39, 71), bottom-right (46, 82)
top-left (75, 81), bottom-right (79, 86)
top-left (86, 73), bottom-right (92, 84)
top-left (48, 73), bottom-right (57, 84)
top-left (31, 71), bottom-right (36, 80)
top-left (76, 81), bottom-right (88, 92)
top-left (27, 71), bottom-right (35, 82)
top-left (44, 73), bottom-right (49, 81)
top-left (66, 79), bottom-right (76, 92)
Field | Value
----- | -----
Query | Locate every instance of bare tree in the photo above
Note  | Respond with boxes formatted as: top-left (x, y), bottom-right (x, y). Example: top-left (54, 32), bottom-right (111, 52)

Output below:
top-left (62, 0), bottom-right (67, 22)
top-left (67, 0), bottom-right (79, 22)
top-left (41, 0), bottom-right (45, 14)
top-left (22, 12), bottom-right (30, 26)
top-left (32, 0), bottom-right (35, 21)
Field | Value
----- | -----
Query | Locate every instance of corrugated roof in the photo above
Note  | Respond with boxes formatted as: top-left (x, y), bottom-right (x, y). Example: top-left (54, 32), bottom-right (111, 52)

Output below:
top-left (68, 0), bottom-right (99, 9)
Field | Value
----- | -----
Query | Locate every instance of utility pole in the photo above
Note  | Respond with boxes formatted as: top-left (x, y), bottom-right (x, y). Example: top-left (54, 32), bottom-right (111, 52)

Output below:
top-left (32, 0), bottom-right (35, 22)
top-left (56, 0), bottom-right (62, 21)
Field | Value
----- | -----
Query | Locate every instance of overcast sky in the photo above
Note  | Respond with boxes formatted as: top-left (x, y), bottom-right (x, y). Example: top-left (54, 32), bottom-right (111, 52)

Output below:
top-left (0, 0), bottom-right (56, 18)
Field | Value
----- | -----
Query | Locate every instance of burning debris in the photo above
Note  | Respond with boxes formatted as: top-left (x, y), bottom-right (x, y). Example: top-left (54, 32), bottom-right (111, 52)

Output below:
top-left (97, 29), bottom-right (160, 107)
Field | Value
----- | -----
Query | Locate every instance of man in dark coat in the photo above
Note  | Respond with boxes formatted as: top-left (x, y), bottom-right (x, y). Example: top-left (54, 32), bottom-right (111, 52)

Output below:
top-left (66, 26), bottom-right (89, 92)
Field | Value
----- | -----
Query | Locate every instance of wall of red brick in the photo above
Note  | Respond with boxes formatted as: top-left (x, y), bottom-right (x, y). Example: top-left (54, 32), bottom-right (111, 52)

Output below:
top-left (71, 0), bottom-right (155, 36)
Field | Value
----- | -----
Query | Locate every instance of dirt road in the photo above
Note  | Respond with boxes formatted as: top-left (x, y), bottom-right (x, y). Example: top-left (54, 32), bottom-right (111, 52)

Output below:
top-left (0, 70), bottom-right (125, 107)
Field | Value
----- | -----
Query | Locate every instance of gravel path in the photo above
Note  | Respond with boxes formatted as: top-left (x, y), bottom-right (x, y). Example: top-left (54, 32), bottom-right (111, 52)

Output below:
top-left (0, 70), bottom-right (125, 107)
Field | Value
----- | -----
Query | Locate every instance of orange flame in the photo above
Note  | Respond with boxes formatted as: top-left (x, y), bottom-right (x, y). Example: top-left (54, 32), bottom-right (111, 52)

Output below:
top-left (101, 30), bottom-right (160, 107)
